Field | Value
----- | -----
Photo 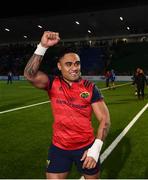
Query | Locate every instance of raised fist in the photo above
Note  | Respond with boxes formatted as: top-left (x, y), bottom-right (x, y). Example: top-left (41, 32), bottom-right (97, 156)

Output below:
top-left (40, 31), bottom-right (60, 48)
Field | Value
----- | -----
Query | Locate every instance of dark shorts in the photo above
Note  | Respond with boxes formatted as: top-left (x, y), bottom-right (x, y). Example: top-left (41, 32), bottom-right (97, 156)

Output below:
top-left (46, 143), bottom-right (100, 175)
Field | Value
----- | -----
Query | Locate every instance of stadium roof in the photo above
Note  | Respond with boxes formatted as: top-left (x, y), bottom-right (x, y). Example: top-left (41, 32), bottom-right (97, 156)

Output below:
top-left (1, 0), bottom-right (148, 44)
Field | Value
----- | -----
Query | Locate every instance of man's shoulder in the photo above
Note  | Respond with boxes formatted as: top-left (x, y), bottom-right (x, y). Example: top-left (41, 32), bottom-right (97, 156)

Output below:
top-left (81, 78), bottom-right (95, 89)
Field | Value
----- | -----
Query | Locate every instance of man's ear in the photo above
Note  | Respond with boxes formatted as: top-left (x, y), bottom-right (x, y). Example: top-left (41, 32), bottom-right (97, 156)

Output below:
top-left (57, 62), bottom-right (61, 70)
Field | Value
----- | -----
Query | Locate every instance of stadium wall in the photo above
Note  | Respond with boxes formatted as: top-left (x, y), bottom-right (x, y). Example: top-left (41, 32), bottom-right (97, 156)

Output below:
top-left (0, 75), bottom-right (141, 81)
top-left (82, 76), bottom-right (134, 81)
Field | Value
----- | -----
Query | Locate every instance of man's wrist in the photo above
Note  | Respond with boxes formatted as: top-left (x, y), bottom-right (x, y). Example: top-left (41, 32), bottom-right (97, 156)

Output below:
top-left (87, 139), bottom-right (103, 162)
top-left (34, 43), bottom-right (48, 56)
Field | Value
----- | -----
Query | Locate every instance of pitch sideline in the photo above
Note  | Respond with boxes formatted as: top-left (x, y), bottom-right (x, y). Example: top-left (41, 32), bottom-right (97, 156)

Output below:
top-left (0, 101), bottom-right (50, 114)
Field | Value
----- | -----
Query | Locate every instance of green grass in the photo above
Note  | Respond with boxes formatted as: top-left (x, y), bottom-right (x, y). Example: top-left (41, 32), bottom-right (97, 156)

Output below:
top-left (0, 80), bottom-right (148, 178)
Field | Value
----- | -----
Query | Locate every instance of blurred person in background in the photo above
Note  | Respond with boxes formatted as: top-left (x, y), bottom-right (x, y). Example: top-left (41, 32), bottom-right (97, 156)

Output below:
top-left (105, 70), bottom-right (111, 88)
top-left (110, 69), bottom-right (116, 89)
top-left (133, 68), bottom-right (148, 100)
top-left (132, 67), bottom-right (141, 95)
top-left (7, 71), bottom-right (13, 84)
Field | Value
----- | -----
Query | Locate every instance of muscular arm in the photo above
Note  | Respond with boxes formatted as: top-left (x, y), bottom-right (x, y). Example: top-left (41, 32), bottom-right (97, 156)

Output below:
top-left (24, 54), bottom-right (43, 78)
top-left (24, 54), bottom-right (48, 89)
top-left (81, 100), bottom-right (110, 169)
top-left (92, 100), bottom-right (111, 141)
top-left (24, 31), bottom-right (60, 89)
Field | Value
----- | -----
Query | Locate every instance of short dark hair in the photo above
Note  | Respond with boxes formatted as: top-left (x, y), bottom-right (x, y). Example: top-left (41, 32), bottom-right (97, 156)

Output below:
top-left (56, 46), bottom-right (80, 61)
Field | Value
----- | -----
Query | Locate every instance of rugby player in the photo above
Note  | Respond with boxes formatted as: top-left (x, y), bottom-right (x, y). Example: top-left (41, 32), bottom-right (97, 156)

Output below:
top-left (24, 31), bottom-right (111, 179)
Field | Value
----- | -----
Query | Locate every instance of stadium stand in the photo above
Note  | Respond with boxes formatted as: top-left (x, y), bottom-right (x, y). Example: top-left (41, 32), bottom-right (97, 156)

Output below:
top-left (0, 40), bottom-right (148, 77)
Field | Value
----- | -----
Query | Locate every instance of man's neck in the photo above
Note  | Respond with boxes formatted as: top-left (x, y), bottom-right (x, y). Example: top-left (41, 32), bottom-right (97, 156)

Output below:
top-left (62, 76), bottom-right (81, 86)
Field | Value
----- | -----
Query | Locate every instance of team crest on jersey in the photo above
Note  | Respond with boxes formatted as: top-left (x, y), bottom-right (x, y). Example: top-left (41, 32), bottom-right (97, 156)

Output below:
top-left (80, 92), bottom-right (90, 98)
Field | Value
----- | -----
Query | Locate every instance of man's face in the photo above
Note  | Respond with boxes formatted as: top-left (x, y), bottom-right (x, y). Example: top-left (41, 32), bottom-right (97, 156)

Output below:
top-left (57, 53), bottom-right (81, 82)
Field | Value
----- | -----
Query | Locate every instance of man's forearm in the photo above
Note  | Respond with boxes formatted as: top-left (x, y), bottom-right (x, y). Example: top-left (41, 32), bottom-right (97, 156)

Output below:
top-left (96, 119), bottom-right (110, 141)
top-left (86, 119), bottom-right (110, 162)
top-left (24, 54), bottom-right (43, 79)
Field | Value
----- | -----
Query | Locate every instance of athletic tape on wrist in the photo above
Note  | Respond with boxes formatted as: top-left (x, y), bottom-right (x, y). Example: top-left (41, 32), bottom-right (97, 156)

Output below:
top-left (87, 139), bottom-right (103, 162)
top-left (34, 43), bottom-right (48, 56)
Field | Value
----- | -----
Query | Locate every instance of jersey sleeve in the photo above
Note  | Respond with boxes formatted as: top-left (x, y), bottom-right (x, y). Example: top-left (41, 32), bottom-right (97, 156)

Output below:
top-left (91, 85), bottom-right (104, 103)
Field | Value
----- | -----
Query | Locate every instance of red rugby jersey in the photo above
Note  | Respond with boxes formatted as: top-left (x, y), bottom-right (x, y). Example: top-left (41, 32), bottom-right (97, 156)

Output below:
top-left (45, 76), bottom-right (103, 150)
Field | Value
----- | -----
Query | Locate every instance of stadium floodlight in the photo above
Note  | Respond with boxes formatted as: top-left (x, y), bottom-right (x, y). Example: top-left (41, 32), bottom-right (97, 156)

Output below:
top-left (5, 28), bottom-right (10, 32)
top-left (120, 16), bottom-right (123, 21)
top-left (75, 21), bottom-right (80, 25)
top-left (23, 35), bottom-right (27, 39)
top-left (37, 25), bottom-right (43, 29)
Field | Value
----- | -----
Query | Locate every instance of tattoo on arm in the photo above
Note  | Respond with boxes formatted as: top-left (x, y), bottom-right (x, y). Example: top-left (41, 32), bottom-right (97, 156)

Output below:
top-left (24, 54), bottom-right (43, 77)
top-left (102, 125), bottom-right (109, 140)
top-left (98, 122), bottom-right (110, 141)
